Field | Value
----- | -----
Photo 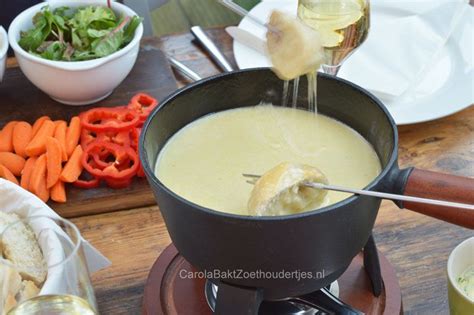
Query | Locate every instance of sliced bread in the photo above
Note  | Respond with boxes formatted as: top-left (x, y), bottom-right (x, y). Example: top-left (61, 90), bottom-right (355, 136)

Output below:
top-left (0, 212), bottom-right (46, 286)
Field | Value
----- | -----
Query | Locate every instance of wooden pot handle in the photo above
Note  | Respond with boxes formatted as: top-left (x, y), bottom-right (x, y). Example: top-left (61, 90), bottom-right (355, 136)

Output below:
top-left (402, 169), bottom-right (474, 229)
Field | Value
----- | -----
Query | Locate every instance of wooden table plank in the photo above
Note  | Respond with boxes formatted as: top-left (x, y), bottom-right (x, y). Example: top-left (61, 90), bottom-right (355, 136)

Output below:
top-left (72, 207), bottom-right (171, 315)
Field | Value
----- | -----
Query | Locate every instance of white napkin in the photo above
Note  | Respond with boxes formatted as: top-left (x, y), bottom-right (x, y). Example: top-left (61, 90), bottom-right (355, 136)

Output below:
top-left (0, 179), bottom-right (111, 295)
top-left (338, 0), bottom-right (470, 98)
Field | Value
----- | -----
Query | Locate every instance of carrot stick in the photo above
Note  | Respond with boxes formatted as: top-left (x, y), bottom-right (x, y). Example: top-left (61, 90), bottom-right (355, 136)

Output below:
top-left (0, 152), bottom-right (26, 176)
top-left (54, 121), bottom-right (68, 162)
top-left (29, 154), bottom-right (49, 202)
top-left (46, 137), bottom-right (62, 189)
top-left (12, 121), bottom-right (33, 158)
top-left (0, 121), bottom-right (18, 152)
top-left (25, 120), bottom-right (55, 157)
top-left (50, 180), bottom-right (66, 203)
top-left (36, 178), bottom-right (49, 202)
top-left (60, 145), bottom-right (83, 183)
top-left (66, 116), bottom-right (81, 157)
top-left (21, 157), bottom-right (37, 190)
top-left (0, 164), bottom-right (19, 185)
top-left (31, 116), bottom-right (50, 137)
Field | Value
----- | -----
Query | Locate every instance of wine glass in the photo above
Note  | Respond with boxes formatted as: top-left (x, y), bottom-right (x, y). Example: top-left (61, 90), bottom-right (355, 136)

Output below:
top-left (298, 0), bottom-right (370, 76)
top-left (0, 216), bottom-right (98, 315)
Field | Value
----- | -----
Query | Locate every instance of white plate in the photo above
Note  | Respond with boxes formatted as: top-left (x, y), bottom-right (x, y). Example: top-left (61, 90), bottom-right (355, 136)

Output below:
top-left (233, 0), bottom-right (474, 125)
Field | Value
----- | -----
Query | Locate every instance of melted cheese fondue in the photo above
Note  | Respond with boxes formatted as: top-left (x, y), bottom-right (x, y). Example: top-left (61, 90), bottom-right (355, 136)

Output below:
top-left (155, 105), bottom-right (381, 215)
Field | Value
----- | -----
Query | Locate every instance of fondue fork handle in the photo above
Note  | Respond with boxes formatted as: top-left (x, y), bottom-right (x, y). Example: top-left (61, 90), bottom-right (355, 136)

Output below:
top-left (396, 168), bottom-right (474, 229)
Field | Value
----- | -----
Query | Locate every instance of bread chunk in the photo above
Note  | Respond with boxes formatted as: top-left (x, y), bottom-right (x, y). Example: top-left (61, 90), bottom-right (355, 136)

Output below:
top-left (248, 162), bottom-right (329, 216)
top-left (266, 10), bottom-right (324, 80)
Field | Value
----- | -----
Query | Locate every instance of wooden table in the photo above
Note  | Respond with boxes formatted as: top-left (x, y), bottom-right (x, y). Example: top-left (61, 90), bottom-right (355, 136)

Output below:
top-left (8, 28), bottom-right (474, 314)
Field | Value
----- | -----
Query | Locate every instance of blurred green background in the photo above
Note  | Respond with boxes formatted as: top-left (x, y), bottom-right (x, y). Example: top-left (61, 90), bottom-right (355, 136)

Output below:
top-left (150, 0), bottom-right (261, 36)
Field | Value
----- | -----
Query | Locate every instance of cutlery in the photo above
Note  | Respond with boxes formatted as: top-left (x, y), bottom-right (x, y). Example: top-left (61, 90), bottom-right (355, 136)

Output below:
top-left (225, 26), bottom-right (267, 55)
top-left (167, 56), bottom-right (202, 81)
top-left (190, 26), bottom-right (234, 72)
top-left (243, 173), bottom-right (474, 210)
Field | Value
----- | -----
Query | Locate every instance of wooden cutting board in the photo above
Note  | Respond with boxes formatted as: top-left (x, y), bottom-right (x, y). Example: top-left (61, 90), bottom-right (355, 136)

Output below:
top-left (0, 47), bottom-right (178, 218)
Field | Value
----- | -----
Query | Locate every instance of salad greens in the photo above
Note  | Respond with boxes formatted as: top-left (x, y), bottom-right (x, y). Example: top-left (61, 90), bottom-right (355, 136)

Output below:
top-left (19, 6), bottom-right (142, 61)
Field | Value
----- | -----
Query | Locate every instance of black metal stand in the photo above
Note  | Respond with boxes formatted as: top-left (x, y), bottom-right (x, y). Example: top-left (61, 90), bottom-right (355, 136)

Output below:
top-left (363, 234), bottom-right (383, 297)
top-left (214, 281), bottom-right (263, 315)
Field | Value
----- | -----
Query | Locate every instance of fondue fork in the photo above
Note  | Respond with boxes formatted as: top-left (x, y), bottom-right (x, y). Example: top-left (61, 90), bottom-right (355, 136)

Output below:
top-left (242, 174), bottom-right (474, 210)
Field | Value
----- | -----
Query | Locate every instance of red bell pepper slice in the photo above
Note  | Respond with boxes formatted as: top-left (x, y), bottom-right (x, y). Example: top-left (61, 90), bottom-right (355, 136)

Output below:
top-left (81, 129), bottom-right (98, 148)
top-left (73, 176), bottom-right (100, 189)
top-left (128, 93), bottom-right (158, 126)
top-left (73, 160), bottom-right (101, 189)
top-left (98, 130), bottom-right (131, 147)
top-left (80, 107), bottom-right (140, 132)
top-left (104, 177), bottom-right (133, 189)
top-left (130, 128), bottom-right (140, 150)
top-left (82, 129), bottom-right (132, 150)
top-left (82, 141), bottom-right (139, 182)
top-left (137, 162), bottom-right (145, 178)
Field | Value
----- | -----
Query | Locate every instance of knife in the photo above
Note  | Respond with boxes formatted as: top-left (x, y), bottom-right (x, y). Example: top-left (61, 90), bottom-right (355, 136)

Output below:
top-left (225, 26), bottom-right (267, 55)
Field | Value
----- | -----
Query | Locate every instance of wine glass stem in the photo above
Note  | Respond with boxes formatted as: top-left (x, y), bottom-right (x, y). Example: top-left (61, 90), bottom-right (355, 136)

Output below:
top-left (322, 64), bottom-right (341, 76)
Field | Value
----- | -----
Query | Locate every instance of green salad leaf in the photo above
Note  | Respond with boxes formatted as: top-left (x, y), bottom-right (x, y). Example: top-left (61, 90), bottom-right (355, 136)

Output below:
top-left (19, 5), bottom-right (142, 61)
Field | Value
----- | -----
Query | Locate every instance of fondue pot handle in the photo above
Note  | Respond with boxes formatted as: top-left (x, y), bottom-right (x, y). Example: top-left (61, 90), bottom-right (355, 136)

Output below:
top-left (398, 168), bottom-right (474, 229)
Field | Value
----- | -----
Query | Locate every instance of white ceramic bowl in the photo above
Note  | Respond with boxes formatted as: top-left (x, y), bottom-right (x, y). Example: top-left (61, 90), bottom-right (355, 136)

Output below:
top-left (8, 1), bottom-right (143, 105)
top-left (447, 237), bottom-right (474, 315)
top-left (0, 26), bottom-right (8, 82)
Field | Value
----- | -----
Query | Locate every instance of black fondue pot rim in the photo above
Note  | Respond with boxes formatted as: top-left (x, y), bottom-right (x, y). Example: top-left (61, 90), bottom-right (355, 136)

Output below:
top-left (140, 68), bottom-right (399, 221)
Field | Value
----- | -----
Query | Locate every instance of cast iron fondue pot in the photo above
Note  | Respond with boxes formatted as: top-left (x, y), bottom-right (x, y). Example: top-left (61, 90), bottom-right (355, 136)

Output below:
top-left (140, 69), bottom-right (473, 305)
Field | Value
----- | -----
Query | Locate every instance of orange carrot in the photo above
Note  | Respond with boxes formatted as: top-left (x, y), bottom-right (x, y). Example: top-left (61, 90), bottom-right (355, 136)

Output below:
top-left (36, 178), bottom-right (50, 202)
top-left (46, 137), bottom-right (62, 189)
top-left (54, 121), bottom-right (68, 162)
top-left (50, 180), bottom-right (66, 203)
top-left (66, 116), bottom-right (81, 157)
top-left (31, 116), bottom-right (50, 137)
top-left (25, 120), bottom-right (55, 157)
top-left (60, 145), bottom-right (83, 183)
top-left (12, 121), bottom-right (33, 158)
top-left (29, 154), bottom-right (49, 202)
top-left (0, 152), bottom-right (26, 176)
top-left (0, 121), bottom-right (18, 152)
top-left (0, 164), bottom-right (19, 185)
top-left (21, 157), bottom-right (37, 190)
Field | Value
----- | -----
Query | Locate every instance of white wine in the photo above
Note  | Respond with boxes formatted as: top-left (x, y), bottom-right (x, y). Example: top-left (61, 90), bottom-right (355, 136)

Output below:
top-left (8, 295), bottom-right (96, 315)
top-left (298, 0), bottom-right (369, 66)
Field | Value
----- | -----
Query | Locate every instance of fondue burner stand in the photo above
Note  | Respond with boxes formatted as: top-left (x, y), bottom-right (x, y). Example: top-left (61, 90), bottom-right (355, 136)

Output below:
top-left (143, 235), bottom-right (402, 315)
